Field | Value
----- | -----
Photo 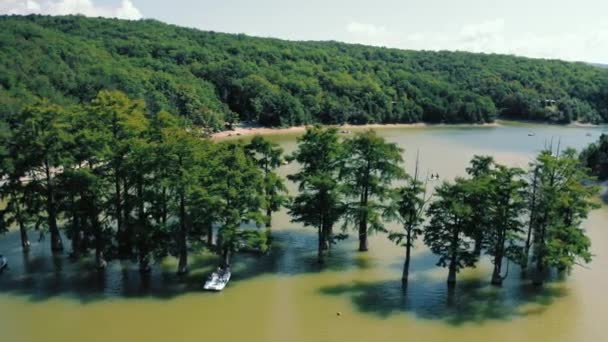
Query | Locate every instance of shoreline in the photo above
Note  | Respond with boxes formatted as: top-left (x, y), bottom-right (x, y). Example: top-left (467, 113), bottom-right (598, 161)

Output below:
top-left (211, 119), bottom-right (606, 140)
top-left (211, 122), bottom-right (500, 139)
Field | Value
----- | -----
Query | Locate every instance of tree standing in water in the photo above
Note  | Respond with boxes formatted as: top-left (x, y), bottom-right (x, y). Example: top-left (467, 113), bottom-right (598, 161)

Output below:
top-left (288, 126), bottom-right (345, 264)
top-left (424, 179), bottom-right (478, 287)
top-left (341, 130), bottom-right (404, 252)
top-left (10, 101), bottom-right (74, 253)
top-left (484, 164), bottom-right (527, 286)
top-left (245, 135), bottom-right (289, 230)
top-left (387, 153), bottom-right (428, 285)
top-left (210, 142), bottom-right (266, 268)
top-left (530, 148), bottom-right (599, 286)
top-left (465, 155), bottom-right (495, 255)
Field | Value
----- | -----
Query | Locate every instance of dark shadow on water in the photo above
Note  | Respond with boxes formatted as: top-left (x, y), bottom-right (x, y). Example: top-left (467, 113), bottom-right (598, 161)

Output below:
top-left (0, 226), bottom-right (370, 303)
top-left (318, 269), bottom-right (568, 325)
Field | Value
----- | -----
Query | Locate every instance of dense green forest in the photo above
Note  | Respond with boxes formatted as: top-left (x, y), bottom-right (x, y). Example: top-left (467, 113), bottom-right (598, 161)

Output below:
top-left (1, 15), bottom-right (608, 130)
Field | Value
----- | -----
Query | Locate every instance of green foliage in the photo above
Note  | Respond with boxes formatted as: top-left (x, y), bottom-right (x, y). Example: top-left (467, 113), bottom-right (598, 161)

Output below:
top-left (288, 126), bottom-right (345, 262)
top-left (245, 135), bottom-right (289, 228)
top-left (424, 179), bottom-right (479, 283)
top-left (340, 130), bottom-right (405, 251)
top-left (1, 15), bottom-right (608, 129)
top-left (580, 134), bottom-right (608, 180)
top-left (530, 148), bottom-right (599, 281)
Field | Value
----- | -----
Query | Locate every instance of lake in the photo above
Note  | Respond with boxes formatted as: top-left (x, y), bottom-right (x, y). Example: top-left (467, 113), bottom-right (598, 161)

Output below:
top-left (1, 122), bottom-right (607, 342)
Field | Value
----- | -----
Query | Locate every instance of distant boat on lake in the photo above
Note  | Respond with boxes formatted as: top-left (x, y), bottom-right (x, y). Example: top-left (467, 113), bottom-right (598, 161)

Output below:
top-left (528, 133), bottom-right (536, 137)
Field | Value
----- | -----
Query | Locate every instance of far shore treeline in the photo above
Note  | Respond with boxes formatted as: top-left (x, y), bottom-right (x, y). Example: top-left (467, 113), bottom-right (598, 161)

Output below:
top-left (1, 91), bottom-right (603, 288)
top-left (2, 15), bottom-right (608, 131)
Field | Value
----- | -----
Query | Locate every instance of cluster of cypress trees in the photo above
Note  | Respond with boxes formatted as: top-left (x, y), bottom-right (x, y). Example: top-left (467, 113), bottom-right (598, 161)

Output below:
top-left (289, 126), bottom-right (599, 287)
top-left (0, 98), bottom-right (600, 289)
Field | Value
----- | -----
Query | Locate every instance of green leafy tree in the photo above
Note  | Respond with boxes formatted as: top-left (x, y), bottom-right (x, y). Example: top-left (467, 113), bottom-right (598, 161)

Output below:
top-left (10, 101), bottom-right (74, 252)
top-left (341, 130), bottom-right (405, 251)
top-left (465, 155), bottom-right (495, 255)
top-left (386, 155), bottom-right (428, 284)
top-left (530, 148), bottom-right (599, 285)
top-left (89, 90), bottom-right (148, 257)
top-left (288, 126), bottom-right (345, 263)
top-left (210, 142), bottom-right (266, 267)
top-left (424, 179), bottom-right (478, 286)
top-left (484, 164), bottom-right (527, 286)
top-left (245, 135), bottom-right (289, 229)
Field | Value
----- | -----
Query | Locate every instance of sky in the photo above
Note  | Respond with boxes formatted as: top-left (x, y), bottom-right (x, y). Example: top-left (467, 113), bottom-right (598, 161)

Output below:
top-left (1, 0), bottom-right (607, 63)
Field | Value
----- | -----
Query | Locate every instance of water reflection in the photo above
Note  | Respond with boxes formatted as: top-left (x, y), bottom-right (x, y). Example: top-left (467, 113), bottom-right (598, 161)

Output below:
top-left (319, 275), bottom-right (568, 325)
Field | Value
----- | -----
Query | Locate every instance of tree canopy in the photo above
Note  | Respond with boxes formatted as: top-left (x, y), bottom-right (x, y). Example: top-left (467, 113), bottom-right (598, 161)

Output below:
top-left (1, 15), bottom-right (608, 129)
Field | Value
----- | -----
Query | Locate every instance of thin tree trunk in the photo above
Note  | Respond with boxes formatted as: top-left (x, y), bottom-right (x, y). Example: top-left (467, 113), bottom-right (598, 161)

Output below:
top-left (114, 163), bottom-right (124, 255)
top-left (447, 225), bottom-right (459, 287)
top-left (15, 203), bottom-right (30, 252)
top-left (71, 213), bottom-right (81, 258)
top-left (222, 246), bottom-right (232, 268)
top-left (317, 226), bottom-right (325, 264)
top-left (177, 188), bottom-right (188, 274)
top-left (523, 169), bottom-right (538, 273)
top-left (92, 211), bottom-right (106, 270)
top-left (402, 228), bottom-right (412, 284)
top-left (19, 219), bottom-right (30, 252)
top-left (266, 206), bottom-right (272, 228)
top-left (45, 159), bottom-right (63, 252)
top-left (207, 221), bottom-right (213, 246)
top-left (137, 179), bottom-right (150, 273)
top-left (358, 185), bottom-right (369, 252)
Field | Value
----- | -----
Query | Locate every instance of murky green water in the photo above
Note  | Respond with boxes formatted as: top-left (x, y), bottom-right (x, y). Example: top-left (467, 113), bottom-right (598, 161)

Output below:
top-left (1, 122), bottom-right (607, 342)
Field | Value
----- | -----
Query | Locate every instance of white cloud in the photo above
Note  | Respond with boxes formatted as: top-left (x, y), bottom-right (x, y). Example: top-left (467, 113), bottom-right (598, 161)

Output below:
top-left (346, 22), bottom-right (389, 38)
top-left (346, 19), bottom-right (608, 63)
top-left (0, 0), bottom-right (142, 20)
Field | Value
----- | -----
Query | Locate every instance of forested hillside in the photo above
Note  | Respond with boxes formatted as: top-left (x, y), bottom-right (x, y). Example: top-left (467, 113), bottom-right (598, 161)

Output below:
top-left (1, 15), bottom-right (608, 129)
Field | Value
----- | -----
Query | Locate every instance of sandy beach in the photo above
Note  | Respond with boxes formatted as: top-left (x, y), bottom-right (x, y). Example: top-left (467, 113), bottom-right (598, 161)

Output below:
top-left (211, 122), bottom-right (500, 139)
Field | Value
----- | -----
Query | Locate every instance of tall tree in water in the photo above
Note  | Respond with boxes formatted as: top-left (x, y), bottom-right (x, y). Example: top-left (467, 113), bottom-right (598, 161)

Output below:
top-left (90, 90), bottom-right (148, 258)
top-left (9, 101), bottom-right (74, 252)
top-left (530, 148), bottom-right (599, 286)
top-left (387, 154), bottom-right (428, 285)
top-left (465, 155), bottom-right (494, 255)
top-left (288, 126), bottom-right (345, 264)
top-left (424, 179), bottom-right (478, 287)
top-left (162, 123), bottom-right (201, 274)
top-left (484, 164), bottom-right (527, 286)
top-left (210, 142), bottom-right (266, 267)
top-left (341, 130), bottom-right (404, 251)
top-left (245, 135), bottom-right (289, 229)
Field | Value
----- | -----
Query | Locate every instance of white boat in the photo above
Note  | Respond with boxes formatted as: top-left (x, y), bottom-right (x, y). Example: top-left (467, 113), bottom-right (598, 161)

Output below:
top-left (0, 255), bottom-right (7, 271)
top-left (204, 267), bottom-right (231, 291)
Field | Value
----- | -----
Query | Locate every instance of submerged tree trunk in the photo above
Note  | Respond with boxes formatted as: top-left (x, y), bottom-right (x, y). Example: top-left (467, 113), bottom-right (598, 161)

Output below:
top-left (19, 219), bottom-right (30, 252)
top-left (206, 221), bottom-right (214, 247)
top-left (122, 177), bottom-right (134, 257)
top-left (137, 180), bottom-right (150, 273)
top-left (221, 246), bottom-right (232, 268)
top-left (177, 189), bottom-right (188, 275)
top-left (70, 214), bottom-right (82, 258)
top-left (114, 164), bottom-right (124, 255)
top-left (317, 226), bottom-right (325, 264)
top-left (447, 226), bottom-right (459, 287)
top-left (92, 212), bottom-right (106, 270)
top-left (45, 160), bottom-right (63, 252)
top-left (358, 186), bottom-right (369, 252)
top-left (14, 203), bottom-right (30, 252)
top-left (402, 228), bottom-right (412, 285)
top-left (522, 169), bottom-right (538, 274)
